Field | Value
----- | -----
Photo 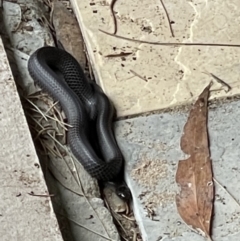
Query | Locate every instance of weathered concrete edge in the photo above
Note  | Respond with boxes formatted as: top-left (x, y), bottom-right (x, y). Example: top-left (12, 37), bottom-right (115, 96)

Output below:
top-left (0, 37), bottom-right (63, 241)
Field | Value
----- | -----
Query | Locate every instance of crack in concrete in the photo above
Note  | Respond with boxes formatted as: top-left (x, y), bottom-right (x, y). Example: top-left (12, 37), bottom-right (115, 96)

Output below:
top-left (170, 81), bottom-right (180, 105)
top-left (173, 0), bottom-right (202, 104)
top-left (188, 1), bottom-right (199, 43)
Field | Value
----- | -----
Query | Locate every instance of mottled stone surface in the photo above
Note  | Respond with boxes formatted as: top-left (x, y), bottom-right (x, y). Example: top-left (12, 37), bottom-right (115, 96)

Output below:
top-left (114, 102), bottom-right (240, 241)
top-left (70, 0), bottom-right (240, 117)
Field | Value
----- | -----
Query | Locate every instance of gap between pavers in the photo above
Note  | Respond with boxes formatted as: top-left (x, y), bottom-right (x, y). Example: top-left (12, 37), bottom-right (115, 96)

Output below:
top-left (1, 1), bottom-right (121, 240)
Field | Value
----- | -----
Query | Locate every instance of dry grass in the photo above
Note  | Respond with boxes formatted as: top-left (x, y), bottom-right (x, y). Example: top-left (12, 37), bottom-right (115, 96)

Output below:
top-left (23, 91), bottom-right (117, 240)
top-left (24, 88), bottom-right (142, 240)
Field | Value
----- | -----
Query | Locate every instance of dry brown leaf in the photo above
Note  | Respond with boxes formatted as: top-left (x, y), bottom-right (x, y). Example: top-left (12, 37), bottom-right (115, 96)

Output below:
top-left (176, 83), bottom-right (214, 239)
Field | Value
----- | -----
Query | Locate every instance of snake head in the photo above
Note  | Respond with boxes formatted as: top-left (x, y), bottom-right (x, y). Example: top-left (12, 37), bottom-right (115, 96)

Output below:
top-left (116, 184), bottom-right (132, 202)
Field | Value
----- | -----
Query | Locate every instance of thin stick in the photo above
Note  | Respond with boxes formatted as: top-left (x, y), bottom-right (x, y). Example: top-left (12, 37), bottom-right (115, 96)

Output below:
top-left (38, 100), bottom-right (58, 122)
top-left (27, 93), bottom-right (47, 98)
top-left (99, 29), bottom-right (240, 47)
top-left (30, 107), bottom-right (69, 129)
top-left (25, 98), bottom-right (48, 121)
top-left (104, 199), bottom-right (128, 236)
top-left (110, 0), bottom-right (118, 34)
top-left (45, 144), bottom-right (62, 158)
top-left (105, 52), bottom-right (132, 58)
top-left (130, 69), bottom-right (148, 82)
top-left (28, 192), bottom-right (54, 197)
top-left (203, 71), bottom-right (232, 92)
top-left (34, 127), bottom-right (56, 140)
top-left (160, 0), bottom-right (174, 37)
top-left (213, 177), bottom-right (240, 207)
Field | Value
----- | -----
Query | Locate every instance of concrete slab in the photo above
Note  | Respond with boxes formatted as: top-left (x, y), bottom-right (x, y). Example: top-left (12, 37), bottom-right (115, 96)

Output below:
top-left (70, 0), bottom-right (240, 117)
top-left (114, 101), bottom-right (240, 241)
top-left (0, 37), bottom-right (63, 241)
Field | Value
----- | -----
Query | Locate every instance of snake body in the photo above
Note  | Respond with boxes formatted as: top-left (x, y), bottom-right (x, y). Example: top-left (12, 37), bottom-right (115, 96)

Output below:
top-left (28, 46), bottom-right (124, 182)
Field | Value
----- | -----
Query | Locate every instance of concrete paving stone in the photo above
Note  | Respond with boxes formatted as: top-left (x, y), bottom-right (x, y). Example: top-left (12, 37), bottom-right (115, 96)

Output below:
top-left (0, 37), bottom-right (63, 241)
top-left (114, 101), bottom-right (240, 241)
top-left (70, 0), bottom-right (240, 117)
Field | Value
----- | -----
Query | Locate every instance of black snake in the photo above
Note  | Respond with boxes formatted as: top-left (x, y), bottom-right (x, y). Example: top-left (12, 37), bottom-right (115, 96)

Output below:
top-left (28, 46), bottom-right (130, 200)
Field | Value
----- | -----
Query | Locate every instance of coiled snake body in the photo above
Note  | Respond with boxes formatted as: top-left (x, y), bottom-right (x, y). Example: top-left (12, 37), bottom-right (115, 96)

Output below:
top-left (28, 46), bottom-right (130, 198)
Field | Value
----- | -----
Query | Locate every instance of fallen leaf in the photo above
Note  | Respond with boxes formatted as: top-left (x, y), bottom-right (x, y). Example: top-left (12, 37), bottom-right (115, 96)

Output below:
top-left (176, 83), bottom-right (214, 239)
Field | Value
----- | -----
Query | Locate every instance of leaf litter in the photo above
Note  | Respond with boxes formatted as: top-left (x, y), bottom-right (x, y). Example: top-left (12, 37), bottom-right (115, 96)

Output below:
top-left (24, 94), bottom-right (115, 239)
top-left (176, 82), bottom-right (214, 240)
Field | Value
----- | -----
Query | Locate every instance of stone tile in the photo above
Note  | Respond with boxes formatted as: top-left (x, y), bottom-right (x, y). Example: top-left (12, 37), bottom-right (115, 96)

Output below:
top-left (71, 0), bottom-right (240, 117)
top-left (0, 37), bottom-right (63, 241)
top-left (114, 101), bottom-right (240, 240)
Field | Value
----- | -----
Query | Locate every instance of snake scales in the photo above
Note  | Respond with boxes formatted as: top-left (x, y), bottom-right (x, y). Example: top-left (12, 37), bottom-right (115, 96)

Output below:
top-left (28, 46), bottom-right (130, 199)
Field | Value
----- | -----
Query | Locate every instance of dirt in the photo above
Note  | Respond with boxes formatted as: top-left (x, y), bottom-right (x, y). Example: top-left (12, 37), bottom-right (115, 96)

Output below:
top-left (131, 155), bottom-right (168, 188)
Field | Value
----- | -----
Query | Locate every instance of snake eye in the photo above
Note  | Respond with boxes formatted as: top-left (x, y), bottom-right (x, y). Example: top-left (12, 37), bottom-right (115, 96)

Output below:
top-left (116, 185), bottom-right (132, 201)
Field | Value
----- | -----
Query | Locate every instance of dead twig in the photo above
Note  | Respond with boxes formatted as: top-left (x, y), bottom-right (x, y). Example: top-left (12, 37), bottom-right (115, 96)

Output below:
top-left (24, 97), bottom-right (48, 121)
top-left (130, 69), bottom-right (148, 82)
top-left (33, 127), bottom-right (56, 141)
top-left (110, 0), bottom-right (118, 34)
top-left (41, 15), bottom-right (55, 32)
top-left (213, 177), bottom-right (240, 207)
top-left (203, 71), bottom-right (232, 93)
top-left (105, 52), bottom-right (132, 58)
top-left (99, 29), bottom-right (240, 48)
top-left (28, 192), bottom-right (54, 197)
top-left (160, 0), bottom-right (174, 37)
